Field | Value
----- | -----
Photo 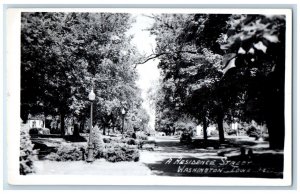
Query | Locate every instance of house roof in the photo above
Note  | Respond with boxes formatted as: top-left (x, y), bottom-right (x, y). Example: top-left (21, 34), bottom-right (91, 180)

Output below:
top-left (28, 114), bottom-right (45, 120)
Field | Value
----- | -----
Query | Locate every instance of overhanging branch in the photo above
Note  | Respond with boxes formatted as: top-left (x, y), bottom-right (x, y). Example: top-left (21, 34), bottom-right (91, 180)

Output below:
top-left (135, 50), bottom-right (199, 67)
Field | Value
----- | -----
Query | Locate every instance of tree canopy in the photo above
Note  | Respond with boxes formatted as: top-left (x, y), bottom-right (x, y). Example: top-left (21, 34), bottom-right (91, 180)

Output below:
top-left (147, 13), bottom-right (286, 148)
top-left (21, 12), bottom-right (149, 135)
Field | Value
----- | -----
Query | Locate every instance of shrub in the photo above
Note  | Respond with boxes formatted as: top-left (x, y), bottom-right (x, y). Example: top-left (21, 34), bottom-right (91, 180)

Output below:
top-left (136, 131), bottom-right (148, 140)
top-left (103, 136), bottom-right (139, 144)
top-left (103, 137), bottom-right (120, 144)
top-left (247, 126), bottom-right (261, 140)
top-left (102, 137), bottom-right (112, 143)
top-left (91, 126), bottom-right (104, 152)
top-left (126, 138), bottom-right (138, 145)
top-left (142, 143), bottom-right (155, 151)
top-left (132, 132), bottom-right (137, 139)
top-left (210, 130), bottom-right (219, 137)
top-left (45, 143), bottom-right (86, 161)
top-left (42, 128), bottom-right (50, 135)
top-left (20, 123), bottom-right (38, 175)
top-left (124, 131), bottom-right (135, 139)
top-left (237, 128), bottom-right (247, 136)
top-left (96, 142), bottom-right (139, 162)
top-left (104, 137), bottom-right (144, 149)
top-left (45, 132), bottom-right (140, 163)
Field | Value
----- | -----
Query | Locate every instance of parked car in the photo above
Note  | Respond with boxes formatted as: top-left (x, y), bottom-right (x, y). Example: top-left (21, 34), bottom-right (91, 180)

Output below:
top-left (156, 132), bottom-right (166, 136)
top-left (29, 127), bottom-right (50, 135)
top-left (226, 129), bottom-right (238, 136)
top-left (180, 130), bottom-right (192, 144)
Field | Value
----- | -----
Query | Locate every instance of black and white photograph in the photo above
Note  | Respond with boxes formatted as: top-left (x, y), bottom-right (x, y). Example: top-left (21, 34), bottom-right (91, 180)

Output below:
top-left (6, 8), bottom-right (292, 186)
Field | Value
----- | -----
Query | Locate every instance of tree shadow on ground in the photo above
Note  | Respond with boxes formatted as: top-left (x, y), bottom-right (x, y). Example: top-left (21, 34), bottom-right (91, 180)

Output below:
top-left (191, 138), bottom-right (258, 149)
top-left (155, 141), bottom-right (197, 153)
top-left (31, 135), bottom-right (87, 160)
top-left (30, 134), bottom-right (62, 138)
top-left (30, 134), bottom-right (87, 142)
top-left (63, 135), bottom-right (87, 142)
top-left (155, 138), bottom-right (260, 153)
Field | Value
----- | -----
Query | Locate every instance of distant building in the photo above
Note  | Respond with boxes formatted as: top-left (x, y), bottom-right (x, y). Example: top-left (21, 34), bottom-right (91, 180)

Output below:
top-left (27, 114), bottom-right (45, 128)
top-left (196, 125), bottom-right (217, 136)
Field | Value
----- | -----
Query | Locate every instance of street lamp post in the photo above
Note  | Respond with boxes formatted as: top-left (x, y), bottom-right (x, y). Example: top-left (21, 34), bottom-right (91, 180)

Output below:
top-left (121, 107), bottom-right (126, 134)
top-left (86, 88), bottom-right (96, 163)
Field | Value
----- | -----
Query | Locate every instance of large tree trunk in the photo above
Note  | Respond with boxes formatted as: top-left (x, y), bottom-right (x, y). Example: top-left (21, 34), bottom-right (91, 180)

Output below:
top-left (73, 123), bottom-right (80, 136)
top-left (103, 125), bottom-right (106, 135)
top-left (265, 39), bottom-right (285, 149)
top-left (60, 112), bottom-right (65, 137)
top-left (20, 105), bottom-right (29, 124)
top-left (217, 111), bottom-right (225, 143)
top-left (267, 120), bottom-right (284, 149)
top-left (80, 116), bottom-right (86, 133)
top-left (265, 73), bottom-right (285, 149)
top-left (202, 114), bottom-right (208, 141)
top-left (73, 116), bottom-right (80, 137)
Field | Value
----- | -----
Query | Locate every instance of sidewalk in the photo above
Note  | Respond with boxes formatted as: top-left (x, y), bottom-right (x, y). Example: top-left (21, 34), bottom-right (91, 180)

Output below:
top-left (34, 158), bottom-right (152, 175)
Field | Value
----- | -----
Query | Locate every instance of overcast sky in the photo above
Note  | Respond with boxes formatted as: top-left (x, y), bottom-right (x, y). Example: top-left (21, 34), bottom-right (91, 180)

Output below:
top-left (127, 14), bottom-right (160, 130)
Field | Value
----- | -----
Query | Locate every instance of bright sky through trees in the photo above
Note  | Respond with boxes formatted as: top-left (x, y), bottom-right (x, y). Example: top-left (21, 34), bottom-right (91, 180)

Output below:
top-left (128, 14), bottom-right (160, 130)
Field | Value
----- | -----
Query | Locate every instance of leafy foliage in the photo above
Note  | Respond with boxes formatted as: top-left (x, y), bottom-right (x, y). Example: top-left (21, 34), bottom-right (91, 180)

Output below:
top-left (20, 123), bottom-right (38, 175)
top-left (148, 14), bottom-right (226, 140)
top-left (148, 13), bottom-right (286, 148)
top-left (219, 14), bottom-right (286, 148)
top-left (91, 125), bottom-right (105, 153)
top-left (98, 142), bottom-right (140, 162)
top-left (45, 143), bottom-right (86, 161)
top-left (21, 12), bottom-right (149, 135)
top-left (45, 136), bottom-right (140, 162)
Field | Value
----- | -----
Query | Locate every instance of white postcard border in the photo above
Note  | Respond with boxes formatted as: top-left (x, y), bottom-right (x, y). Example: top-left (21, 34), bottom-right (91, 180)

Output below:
top-left (6, 8), bottom-right (293, 186)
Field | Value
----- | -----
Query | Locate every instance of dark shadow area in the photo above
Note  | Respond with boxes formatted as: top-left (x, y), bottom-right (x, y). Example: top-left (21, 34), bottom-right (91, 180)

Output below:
top-left (228, 152), bottom-right (284, 170)
top-left (32, 141), bottom-right (57, 160)
top-left (30, 134), bottom-right (62, 138)
top-left (63, 135), bottom-right (87, 142)
top-left (144, 154), bottom-right (283, 178)
top-left (191, 138), bottom-right (258, 149)
top-left (155, 138), bottom-right (260, 153)
top-left (30, 134), bottom-right (87, 142)
top-left (144, 136), bottom-right (283, 178)
top-left (155, 140), bottom-right (195, 153)
top-left (31, 135), bottom-right (87, 159)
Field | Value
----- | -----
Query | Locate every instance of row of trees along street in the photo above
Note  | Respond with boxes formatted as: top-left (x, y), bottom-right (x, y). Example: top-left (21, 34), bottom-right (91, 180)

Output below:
top-left (21, 13), bottom-right (286, 150)
top-left (21, 12), bottom-right (150, 136)
top-left (146, 14), bottom-right (286, 149)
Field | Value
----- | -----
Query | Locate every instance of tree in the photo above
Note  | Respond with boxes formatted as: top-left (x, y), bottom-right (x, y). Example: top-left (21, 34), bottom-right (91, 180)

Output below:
top-left (176, 14), bottom-right (234, 143)
top-left (180, 48), bottom-right (223, 141)
top-left (147, 78), bottom-right (178, 133)
top-left (148, 14), bottom-right (227, 142)
top-left (219, 14), bottom-right (286, 149)
top-left (146, 13), bottom-right (286, 148)
top-left (21, 12), bottom-right (148, 136)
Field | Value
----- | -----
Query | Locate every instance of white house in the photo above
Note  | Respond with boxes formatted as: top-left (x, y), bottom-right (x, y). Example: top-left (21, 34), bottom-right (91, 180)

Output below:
top-left (28, 119), bottom-right (45, 128)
